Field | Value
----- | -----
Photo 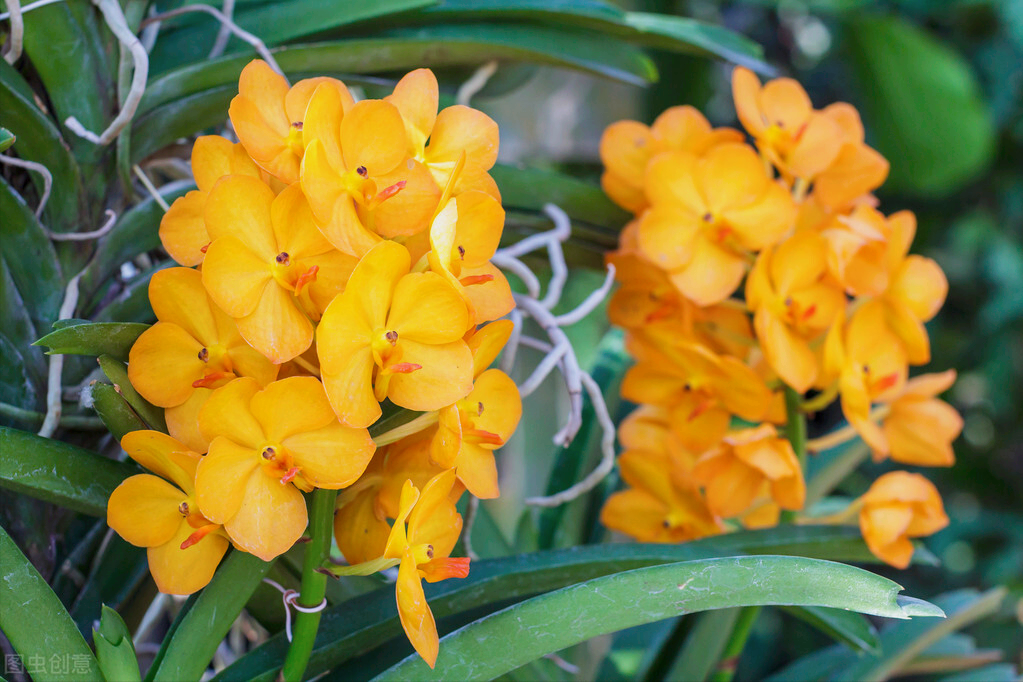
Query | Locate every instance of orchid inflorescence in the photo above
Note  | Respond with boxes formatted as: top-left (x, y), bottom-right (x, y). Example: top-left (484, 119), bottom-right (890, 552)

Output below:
top-left (598, 67), bottom-right (960, 568)
top-left (107, 62), bottom-right (523, 667)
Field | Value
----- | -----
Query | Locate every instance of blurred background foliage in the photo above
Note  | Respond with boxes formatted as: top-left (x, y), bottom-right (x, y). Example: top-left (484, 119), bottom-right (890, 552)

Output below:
top-left (1, 0), bottom-right (1020, 679)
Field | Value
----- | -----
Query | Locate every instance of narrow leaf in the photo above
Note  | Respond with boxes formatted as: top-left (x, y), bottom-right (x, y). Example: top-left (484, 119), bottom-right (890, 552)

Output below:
top-left (97, 355), bottom-right (168, 432)
top-left (36, 323), bottom-right (149, 362)
top-left (0, 525), bottom-right (102, 681)
top-left (90, 381), bottom-right (148, 441)
top-left (782, 605), bottom-right (880, 653)
top-left (0, 426), bottom-right (138, 516)
top-left (372, 556), bottom-right (940, 680)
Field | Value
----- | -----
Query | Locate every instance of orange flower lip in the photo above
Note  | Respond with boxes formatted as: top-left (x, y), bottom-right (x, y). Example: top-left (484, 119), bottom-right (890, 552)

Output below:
top-left (464, 428), bottom-right (504, 446)
top-left (459, 274), bottom-right (494, 287)
top-left (385, 362), bottom-right (423, 375)
top-left (192, 371), bottom-right (236, 388)
top-left (180, 522), bottom-right (219, 550)
top-left (294, 265), bottom-right (319, 296)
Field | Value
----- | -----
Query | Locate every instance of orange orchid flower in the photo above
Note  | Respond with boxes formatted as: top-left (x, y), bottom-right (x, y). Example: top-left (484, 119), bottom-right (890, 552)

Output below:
top-left (229, 59), bottom-right (355, 184)
top-left (159, 135), bottom-right (263, 267)
top-left (107, 431), bottom-right (229, 595)
top-left (692, 424), bottom-right (805, 519)
top-left (601, 449), bottom-right (722, 542)
top-left (127, 267), bottom-right (278, 452)
top-left (858, 471), bottom-right (948, 568)
top-left (195, 376), bottom-right (375, 560)
top-left (810, 104), bottom-right (889, 209)
top-left (387, 68), bottom-right (500, 198)
top-left (746, 230), bottom-right (846, 392)
top-left (383, 470), bottom-right (469, 668)
top-left (878, 370), bottom-right (962, 467)
top-left (638, 143), bottom-right (795, 305)
top-left (202, 177), bottom-right (356, 363)
top-left (820, 206), bottom-right (915, 298)
top-left (618, 404), bottom-right (704, 472)
top-left (600, 105), bottom-right (743, 213)
top-left (316, 240), bottom-right (473, 428)
top-left (300, 84), bottom-right (437, 255)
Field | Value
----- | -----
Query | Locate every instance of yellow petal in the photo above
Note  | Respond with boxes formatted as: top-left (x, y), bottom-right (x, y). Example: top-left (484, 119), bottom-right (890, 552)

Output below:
top-left (467, 320), bottom-right (513, 376)
top-left (198, 377), bottom-right (264, 446)
top-left (454, 443), bottom-right (499, 500)
top-left (889, 256), bottom-right (947, 322)
top-left (387, 340), bottom-right (474, 412)
top-left (165, 389), bottom-right (212, 454)
top-left (195, 437), bottom-right (258, 525)
top-left (637, 205), bottom-right (699, 271)
top-left (386, 68), bottom-right (439, 152)
top-left (127, 322), bottom-right (204, 408)
top-left (601, 170), bottom-right (647, 213)
top-left (320, 345), bottom-right (379, 428)
top-left (396, 550), bottom-right (439, 668)
top-left (107, 474), bottom-right (185, 547)
top-left (722, 179), bottom-right (795, 251)
top-left (204, 175), bottom-right (277, 260)
top-left (285, 422), bottom-right (376, 488)
top-left (697, 142), bottom-right (768, 211)
top-left (461, 262), bottom-right (514, 325)
top-left (731, 66), bottom-right (765, 136)
top-left (149, 267), bottom-right (219, 342)
top-left (390, 272), bottom-right (469, 344)
top-left (148, 522), bottom-right (229, 595)
top-left (286, 76), bottom-right (353, 125)
top-left (120, 430), bottom-right (200, 492)
top-left (224, 469), bottom-right (307, 561)
top-left (192, 135), bottom-right (260, 192)
top-left (159, 191), bottom-right (209, 267)
top-left (758, 78), bottom-right (812, 130)
top-left (426, 105), bottom-right (499, 184)
top-left (755, 309), bottom-right (818, 393)
top-left (300, 138), bottom-right (347, 225)
top-left (644, 151), bottom-right (704, 211)
top-left (344, 240), bottom-right (411, 329)
top-left (335, 486), bottom-right (390, 565)
top-left (341, 100), bottom-right (407, 176)
top-left (600, 487), bottom-right (670, 542)
top-left (248, 376), bottom-right (334, 441)
top-left (599, 120), bottom-right (653, 184)
top-left (235, 282), bottom-right (314, 364)
top-left (451, 191), bottom-right (504, 268)
top-left (270, 183), bottom-right (335, 259)
top-left (668, 235), bottom-right (747, 306)
top-left (786, 113), bottom-right (844, 178)
top-left (814, 143), bottom-right (889, 209)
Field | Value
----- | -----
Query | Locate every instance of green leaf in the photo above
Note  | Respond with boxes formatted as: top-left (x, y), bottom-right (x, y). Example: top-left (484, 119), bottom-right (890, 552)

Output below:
top-left (97, 355), bottom-right (168, 432)
top-left (623, 12), bottom-right (766, 70)
top-left (0, 525), bottom-right (102, 681)
top-left (806, 440), bottom-right (870, 507)
top-left (94, 605), bottom-right (142, 682)
top-left (90, 381), bottom-right (149, 440)
top-left (139, 28), bottom-right (657, 118)
top-left (830, 588), bottom-right (1007, 682)
top-left (0, 332), bottom-right (42, 419)
top-left (940, 664), bottom-right (1021, 682)
top-left (492, 164), bottom-right (629, 231)
top-left (845, 16), bottom-right (996, 197)
top-left (372, 556), bottom-right (940, 681)
top-left (149, 0), bottom-right (438, 71)
top-left (782, 605), bottom-right (880, 653)
top-left (212, 525), bottom-right (926, 682)
top-left (0, 60), bottom-right (84, 231)
top-left (148, 550), bottom-right (273, 682)
top-left (0, 127), bottom-right (14, 152)
top-left (35, 322), bottom-right (149, 362)
top-left (0, 178), bottom-right (64, 333)
top-left (665, 608), bottom-right (742, 682)
top-left (0, 426), bottom-right (138, 515)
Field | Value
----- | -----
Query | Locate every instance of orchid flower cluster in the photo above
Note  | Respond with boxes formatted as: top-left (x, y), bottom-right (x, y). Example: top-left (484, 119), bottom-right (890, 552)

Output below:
top-left (106, 61), bottom-right (522, 667)
top-left (598, 67), bottom-right (961, 568)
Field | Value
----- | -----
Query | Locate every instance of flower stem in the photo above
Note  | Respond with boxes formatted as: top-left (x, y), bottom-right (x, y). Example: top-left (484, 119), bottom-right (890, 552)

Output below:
top-left (708, 606), bottom-right (761, 682)
top-left (280, 487), bottom-right (336, 682)
top-left (781, 385), bottom-right (807, 524)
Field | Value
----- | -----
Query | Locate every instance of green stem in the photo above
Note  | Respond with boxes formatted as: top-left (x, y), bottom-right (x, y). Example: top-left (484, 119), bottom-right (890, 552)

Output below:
top-left (781, 385), bottom-right (807, 524)
top-left (280, 488), bottom-right (336, 681)
top-left (708, 606), bottom-right (761, 682)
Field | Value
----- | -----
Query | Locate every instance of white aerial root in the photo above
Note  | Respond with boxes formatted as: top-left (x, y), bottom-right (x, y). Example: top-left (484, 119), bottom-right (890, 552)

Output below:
top-left (456, 60), bottom-right (498, 107)
top-left (132, 165), bottom-right (171, 211)
top-left (493, 203), bottom-right (619, 508)
top-left (0, 0), bottom-right (64, 21)
top-left (208, 0), bottom-right (236, 58)
top-left (0, 154), bottom-right (51, 217)
top-left (38, 270), bottom-right (84, 438)
top-left (141, 4), bottom-right (283, 76)
top-left (2, 0), bottom-right (23, 64)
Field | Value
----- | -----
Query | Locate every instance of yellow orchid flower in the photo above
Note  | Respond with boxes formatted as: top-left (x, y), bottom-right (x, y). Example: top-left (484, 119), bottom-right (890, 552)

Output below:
top-left (300, 84), bottom-right (436, 255)
top-left (810, 103), bottom-right (889, 209)
top-left (127, 267), bottom-right (278, 452)
top-left (618, 404), bottom-right (704, 471)
top-left (879, 251), bottom-right (949, 366)
top-left (229, 59), bottom-right (355, 184)
top-left (107, 431), bottom-right (229, 595)
top-left (601, 449), bottom-right (722, 542)
top-left (316, 240), bottom-right (473, 428)
top-left (427, 188), bottom-right (514, 325)
top-left (878, 370), bottom-right (962, 467)
top-left (600, 105), bottom-right (743, 213)
top-left (638, 143), bottom-right (795, 305)
top-left (159, 135), bottom-right (264, 266)
top-left (858, 471), bottom-right (948, 568)
top-left (431, 368), bottom-right (521, 499)
top-left (202, 177), bottom-right (357, 364)
top-left (195, 376), bottom-right (375, 561)
top-left (383, 470), bottom-right (469, 669)
top-left (692, 424), bottom-right (805, 519)
top-left (386, 68), bottom-right (500, 199)
top-left (746, 230), bottom-right (846, 392)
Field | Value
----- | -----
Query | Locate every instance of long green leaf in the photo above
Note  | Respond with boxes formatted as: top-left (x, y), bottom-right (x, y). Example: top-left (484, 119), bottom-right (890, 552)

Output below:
top-left (665, 608), bottom-right (741, 682)
top-left (139, 28), bottom-right (657, 118)
top-left (91, 382), bottom-right (149, 440)
top-left (35, 322), bottom-right (149, 362)
top-left (492, 164), bottom-right (629, 231)
top-left (372, 556), bottom-right (942, 681)
top-left (97, 355), bottom-right (168, 432)
top-left (212, 525), bottom-right (927, 682)
top-left (781, 605), bottom-right (880, 653)
top-left (622, 12), bottom-right (766, 70)
top-left (0, 426), bottom-right (138, 516)
top-left (0, 525), bottom-right (102, 681)
top-left (149, 550), bottom-right (273, 682)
